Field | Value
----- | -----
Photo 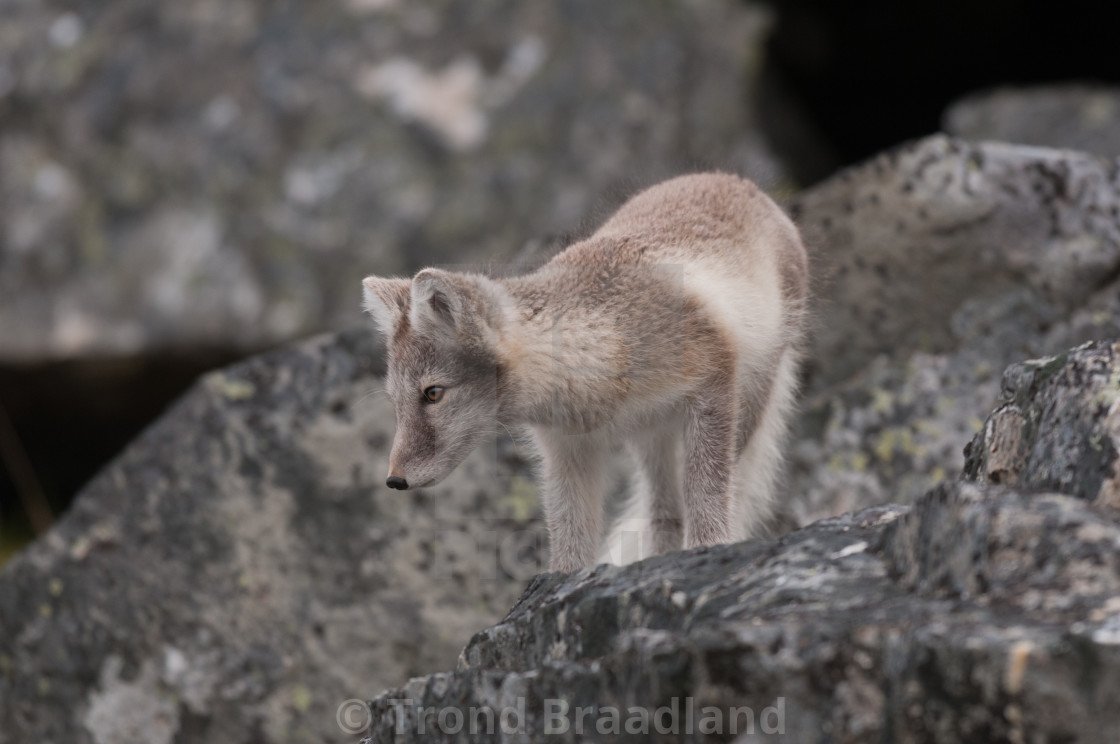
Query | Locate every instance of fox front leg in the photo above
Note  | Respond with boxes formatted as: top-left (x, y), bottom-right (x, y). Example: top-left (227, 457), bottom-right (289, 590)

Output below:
top-left (534, 429), bottom-right (607, 573)
top-left (683, 377), bottom-right (737, 549)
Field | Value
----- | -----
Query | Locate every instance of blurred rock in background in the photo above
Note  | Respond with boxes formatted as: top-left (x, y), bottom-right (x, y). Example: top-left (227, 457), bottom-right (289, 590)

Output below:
top-left (945, 85), bottom-right (1120, 156)
top-left (0, 0), bottom-right (788, 365)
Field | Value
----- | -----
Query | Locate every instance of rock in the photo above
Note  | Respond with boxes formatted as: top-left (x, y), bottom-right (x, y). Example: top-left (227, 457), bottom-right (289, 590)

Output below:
top-left (0, 0), bottom-right (784, 364)
top-left (793, 134), bottom-right (1120, 390)
top-left (790, 348), bottom-right (991, 525)
top-left (788, 285), bottom-right (1101, 524)
top-left (945, 85), bottom-right (1120, 157)
top-left (364, 482), bottom-right (1120, 742)
top-left (0, 329), bottom-right (547, 744)
top-left (788, 135), bottom-right (1120, 521)
top-left (963, 339), bottom-right (1120, 510)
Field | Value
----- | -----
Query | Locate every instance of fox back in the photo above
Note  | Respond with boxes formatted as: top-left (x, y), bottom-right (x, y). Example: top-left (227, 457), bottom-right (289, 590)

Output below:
top-left (363, 173), bottom-right (808, 572)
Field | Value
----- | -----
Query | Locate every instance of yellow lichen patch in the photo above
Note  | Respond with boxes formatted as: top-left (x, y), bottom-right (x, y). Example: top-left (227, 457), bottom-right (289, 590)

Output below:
top-left (914, 419), bottom-right (939, 436)
top-left (1089, 368), bottom-right (1120, 411)
top-left (209, 374), bottom-right (256, 401)
top-left (291, 685), bottom-right (312, 712)
top-left (869, 430), bottom-right (896, 466)
top-left (874, 427), bottom-right (923, 464)
top-left (871, 388), bottom-right (894, 415)
top-left (49, 578), bottom-right (63, 596)
top-left (501, 475), bottom-right (539, 522)
top-left (935, 395), bottom-right (957, 416)
top-left (828, 451), bottom-right (871, 473)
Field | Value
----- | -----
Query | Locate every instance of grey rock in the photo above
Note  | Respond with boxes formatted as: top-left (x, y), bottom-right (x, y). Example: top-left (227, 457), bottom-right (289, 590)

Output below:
top-left (0, 329), bottom-right (547, 744)
top-left (945, 85), bottom-right (1120, 157)
top-left (0, 0), bottom-right (784, 363)
top-left (790, 347), bottom-right (992, 525)
top-left (793, 134), bottom-right (1120, 390)
top-left (365, 482), bottom-right (1120, 742)
top-left (963, 339), bottom-right (1120, 511)
top-left (789, 286), bottom-right (1071, 524)
top-left (788, 136), bottom-right (1120, 522)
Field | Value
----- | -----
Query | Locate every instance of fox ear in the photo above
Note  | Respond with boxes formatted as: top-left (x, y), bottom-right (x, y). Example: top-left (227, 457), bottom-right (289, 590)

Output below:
top-left (411, 269), bottom-right (462, 340)
top-left (411, 268), bottom-right (504, 343)
top-left (362, 276), bottom-right (411, 336)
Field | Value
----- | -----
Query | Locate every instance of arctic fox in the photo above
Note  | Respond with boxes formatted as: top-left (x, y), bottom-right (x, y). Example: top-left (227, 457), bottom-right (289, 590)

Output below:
top-left (362, 173), bottom-right (808, 573)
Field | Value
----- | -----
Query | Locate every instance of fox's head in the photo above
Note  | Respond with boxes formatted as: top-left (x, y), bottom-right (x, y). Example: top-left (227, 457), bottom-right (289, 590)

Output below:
top-left (362, 269), bottom-right (509, 490)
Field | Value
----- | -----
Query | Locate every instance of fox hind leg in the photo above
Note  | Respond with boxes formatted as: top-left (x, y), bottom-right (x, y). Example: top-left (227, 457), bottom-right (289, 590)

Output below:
top-left (683, 372), bottom-right (738, 549)
top-left (731, 346), bottom-right (802, 540)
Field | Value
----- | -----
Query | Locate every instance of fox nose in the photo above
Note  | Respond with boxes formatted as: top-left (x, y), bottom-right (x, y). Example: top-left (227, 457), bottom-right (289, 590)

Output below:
top-left (386, 476), bottom-right (409, 490)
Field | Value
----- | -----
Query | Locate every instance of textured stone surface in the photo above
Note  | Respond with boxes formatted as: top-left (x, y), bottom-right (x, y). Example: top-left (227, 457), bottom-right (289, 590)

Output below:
top-left (787, 285), bottom-right (1119, 525)
top-left (794, 134), bottom-right (1120, 389)
top-left (789, 136), bottom-right (1120, 522)
top-left (964, 339), bottom-right (1120, 511)
top-left (0, 0), bottom-right (782, 363)
top-left (0, 330), bottom-right (546, 744)
top-left (364, 482), bottom-right (1120, 743)
top-left (790, 348), bottom-right (991, 525)
top-left (945, 85), bottom-right (1120, 157)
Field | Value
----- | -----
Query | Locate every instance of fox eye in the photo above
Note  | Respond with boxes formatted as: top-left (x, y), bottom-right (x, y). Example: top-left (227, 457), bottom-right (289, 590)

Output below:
top-left (423, 386), bottom-right (445, 403)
